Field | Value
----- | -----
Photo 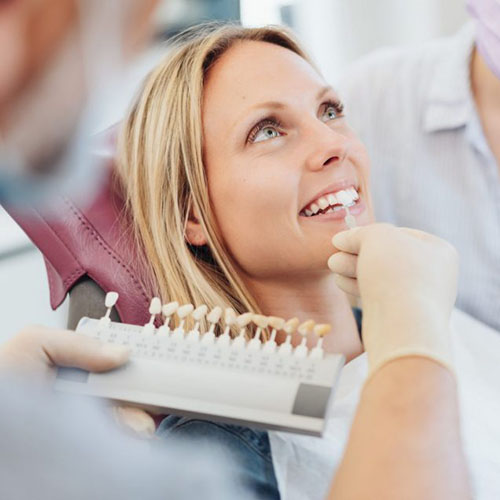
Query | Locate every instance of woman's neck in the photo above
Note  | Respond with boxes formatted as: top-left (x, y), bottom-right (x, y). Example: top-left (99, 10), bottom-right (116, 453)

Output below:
top-left (244, 272), bottom-right (363, 362)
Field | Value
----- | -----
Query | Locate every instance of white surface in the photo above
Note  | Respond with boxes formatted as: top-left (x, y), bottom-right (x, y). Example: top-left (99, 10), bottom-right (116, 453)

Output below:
top-left (241, 0), bottom-right (469, 83)
top-left (0, 207), bottom-right (31, 254)
top-left (0, 247), bottom-right (67, 342)
top-left (55, 317), bottom-right (344, 435)
top-left (270, 308), bottom-right (500, 500)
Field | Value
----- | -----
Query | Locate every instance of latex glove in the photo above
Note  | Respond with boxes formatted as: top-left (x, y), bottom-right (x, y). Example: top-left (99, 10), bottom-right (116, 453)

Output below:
top-left (328, 223), bottom-right (459, 376)
top-left (0, 325), bottom-right (156, 438)
top-left (0, 325), bottom-right (130, 381)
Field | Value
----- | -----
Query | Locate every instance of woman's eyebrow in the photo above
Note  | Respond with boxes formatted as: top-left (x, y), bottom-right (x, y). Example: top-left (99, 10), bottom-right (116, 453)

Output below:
top-left (244, 85), bottom-right (335, 114)
top-left (317, 85), bottom-right (335, 100)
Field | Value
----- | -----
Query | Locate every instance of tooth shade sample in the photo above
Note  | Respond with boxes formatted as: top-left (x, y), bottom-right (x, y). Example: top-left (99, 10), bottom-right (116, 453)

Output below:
top-left (162, 301), bottom-right (179, 317)
top-left (105, 291), bottom-right (119, 308)
top-left (236, 312), bottom-right (253, 327)
top-left (313, 324), bottom-right (332, 337)
top-left (149, 297), bottom-right (162, 315)
top-left (192, 304), bottom-right (208, 321)
top-left (224, 308), bottom-right (237, 325)
top-left (252, 314), bottom-right (269, 328)
top-left (283, 317), bottom-right (299, 334)
top-left (310, 203), bottom-right (320, 214)
top-left (207, 306), bottom-right (223, 324)
top-left (298, 319), bottom-right (315, 336)
top-left (177, 304), bottom-right (194, 319)
top-left (268, 316), bottom-right (285, 330)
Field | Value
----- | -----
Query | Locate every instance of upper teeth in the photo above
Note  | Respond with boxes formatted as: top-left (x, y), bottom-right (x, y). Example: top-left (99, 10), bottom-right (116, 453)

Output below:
top-left (303, 187), bottom-right (359, 217)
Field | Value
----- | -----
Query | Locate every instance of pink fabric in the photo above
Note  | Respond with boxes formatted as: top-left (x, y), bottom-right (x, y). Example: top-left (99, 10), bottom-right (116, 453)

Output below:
top-left (4, 154), bottom-right (155, 326)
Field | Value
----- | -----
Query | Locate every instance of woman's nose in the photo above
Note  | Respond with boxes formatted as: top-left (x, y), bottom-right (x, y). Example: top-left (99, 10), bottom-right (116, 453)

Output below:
top-left (303, 122), bottom-right (349, 172)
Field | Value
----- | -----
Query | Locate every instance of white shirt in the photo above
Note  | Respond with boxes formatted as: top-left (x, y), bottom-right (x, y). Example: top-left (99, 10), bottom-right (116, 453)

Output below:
top-left (270, 309), bottom-right (500, 500)
top-left (336, 23), bottom-right (500, 332)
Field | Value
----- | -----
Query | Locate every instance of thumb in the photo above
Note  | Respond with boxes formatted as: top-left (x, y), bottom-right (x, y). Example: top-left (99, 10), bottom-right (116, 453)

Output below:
top-left (41, 329), bottom-right (130, 372)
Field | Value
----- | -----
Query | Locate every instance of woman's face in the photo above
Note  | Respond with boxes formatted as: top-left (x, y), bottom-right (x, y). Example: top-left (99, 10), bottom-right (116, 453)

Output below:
top-left (202, 40), bottom-right (374, 280)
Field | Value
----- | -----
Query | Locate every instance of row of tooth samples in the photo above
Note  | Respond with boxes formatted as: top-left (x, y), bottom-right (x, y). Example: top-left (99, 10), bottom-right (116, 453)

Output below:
top-left (100, 293), bottom-right (331, 359)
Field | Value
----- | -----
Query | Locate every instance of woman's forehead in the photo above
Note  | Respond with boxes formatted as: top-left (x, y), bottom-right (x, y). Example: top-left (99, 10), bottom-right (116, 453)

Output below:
top-left (202, 40), bottom-right (326, 124)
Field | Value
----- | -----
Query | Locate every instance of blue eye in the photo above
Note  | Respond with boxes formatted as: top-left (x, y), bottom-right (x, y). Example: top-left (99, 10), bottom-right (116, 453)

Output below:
top-left (321, 100), bottom-right (344, 123)
top-left (248, 118), bottom-right (283, 144)
top-left (253, 125), bottom-right (281, 143)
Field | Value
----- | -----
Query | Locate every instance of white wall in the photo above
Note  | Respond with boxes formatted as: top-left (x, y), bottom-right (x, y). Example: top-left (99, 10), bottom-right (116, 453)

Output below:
top-left (0, 209), bottom-right (68, 342)
top-left (241, 0), bottom-right (469, 83)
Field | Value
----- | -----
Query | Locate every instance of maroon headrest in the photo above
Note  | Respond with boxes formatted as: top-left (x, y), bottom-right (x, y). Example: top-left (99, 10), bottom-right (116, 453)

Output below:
top-left (3, 156), bottom-right (153, 326)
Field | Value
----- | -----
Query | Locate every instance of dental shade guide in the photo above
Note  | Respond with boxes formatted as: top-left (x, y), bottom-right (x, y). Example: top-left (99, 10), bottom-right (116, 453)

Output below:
top-left (58, 292), bottom-right (346, 437)
top-left (158, 301), bottom-right (179, 336)
top-left (100, 291), bottom-right (119, 326)
top-left (310, 324), bottom-right (331, 359)
top-left (142, 297), bottom-right (162, 334)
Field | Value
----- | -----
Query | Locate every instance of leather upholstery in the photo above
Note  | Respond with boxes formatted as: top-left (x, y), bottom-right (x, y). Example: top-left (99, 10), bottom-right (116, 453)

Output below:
top-left (3, 158), bottom-right (154, 327)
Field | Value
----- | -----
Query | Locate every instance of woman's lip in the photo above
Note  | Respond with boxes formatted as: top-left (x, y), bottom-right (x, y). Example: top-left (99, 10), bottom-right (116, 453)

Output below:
top-left (299, 197), bottom-right (365, 221)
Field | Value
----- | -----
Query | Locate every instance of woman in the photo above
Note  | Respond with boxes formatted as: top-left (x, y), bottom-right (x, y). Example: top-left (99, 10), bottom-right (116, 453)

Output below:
top-left (115, 22), bottom-right (471, 499)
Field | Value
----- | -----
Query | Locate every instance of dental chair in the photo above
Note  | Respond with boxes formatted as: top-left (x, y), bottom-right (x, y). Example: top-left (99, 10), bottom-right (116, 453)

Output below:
top-left (3, 138), bottom-right (154, 330)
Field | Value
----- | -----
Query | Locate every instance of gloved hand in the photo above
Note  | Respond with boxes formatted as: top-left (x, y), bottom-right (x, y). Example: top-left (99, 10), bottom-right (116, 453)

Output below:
top-left (328, 223), bottom-right (459, 376)
top-left (0, 325), bottom-right (156, 438)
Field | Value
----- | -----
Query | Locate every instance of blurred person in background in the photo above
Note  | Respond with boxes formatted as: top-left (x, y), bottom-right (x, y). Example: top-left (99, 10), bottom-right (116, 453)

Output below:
top-left (0, 2), bottom-right (246, 498)
top-left (338, 0), bottom-right (500, 332)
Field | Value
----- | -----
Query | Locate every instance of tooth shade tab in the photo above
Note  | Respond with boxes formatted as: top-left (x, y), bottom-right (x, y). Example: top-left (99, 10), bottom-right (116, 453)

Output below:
top-left (207, 306), bottom-right (223, 324)
top-left (298, 320), bottom-right (315, 336)
top-left (224, 308), bottom-right (237, 325)
top-left (267, 316), bottom-right (285, 330)
top-left (162, 301), bottom-right (179, 317)
top-left (283, 317), bottom-right (299, 334)
top-left (236, 312), bottom-right (253, 328)
top-left (314, 324), bottom-right (331, 337)
top-left (252, 314), bottom-right (269, 329)
top-left (177, 304), bottom-right (194, 319)
top-left (149, 297), bottom-right (162, 315)
top-left (192, 304), bottom-right (208, 321)
top-left (105, 291), bottom-right (119, 308)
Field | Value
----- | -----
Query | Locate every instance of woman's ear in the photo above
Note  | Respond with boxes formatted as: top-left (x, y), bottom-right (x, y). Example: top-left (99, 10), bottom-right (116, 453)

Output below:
top-left (185, 204), bottom-right (208, 247)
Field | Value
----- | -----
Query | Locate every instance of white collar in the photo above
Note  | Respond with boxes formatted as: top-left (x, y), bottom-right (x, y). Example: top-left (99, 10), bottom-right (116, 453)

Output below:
top-left (423, 22), bottom-right (477, 133)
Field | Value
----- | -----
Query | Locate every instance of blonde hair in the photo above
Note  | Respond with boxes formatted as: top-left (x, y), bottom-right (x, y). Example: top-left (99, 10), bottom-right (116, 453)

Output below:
top-left (117, 22), bottom-right (313, 332)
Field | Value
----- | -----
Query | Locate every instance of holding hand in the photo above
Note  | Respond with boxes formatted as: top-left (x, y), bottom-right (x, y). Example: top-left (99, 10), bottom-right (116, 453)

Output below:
top-left (0, 325), bottom-right (155, 438)
top-left (328, 223), bottom-right (459, 375)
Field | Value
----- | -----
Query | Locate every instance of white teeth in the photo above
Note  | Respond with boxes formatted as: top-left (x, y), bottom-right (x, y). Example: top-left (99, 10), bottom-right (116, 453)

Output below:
top-left (327, 194), bottom-right (337, 205)
top-left (302, 186), bottom-right (359, 217)
top-left (317, 197), bottom-right (329, 210)
top-left (336, 189), bottom-right (354, 205)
